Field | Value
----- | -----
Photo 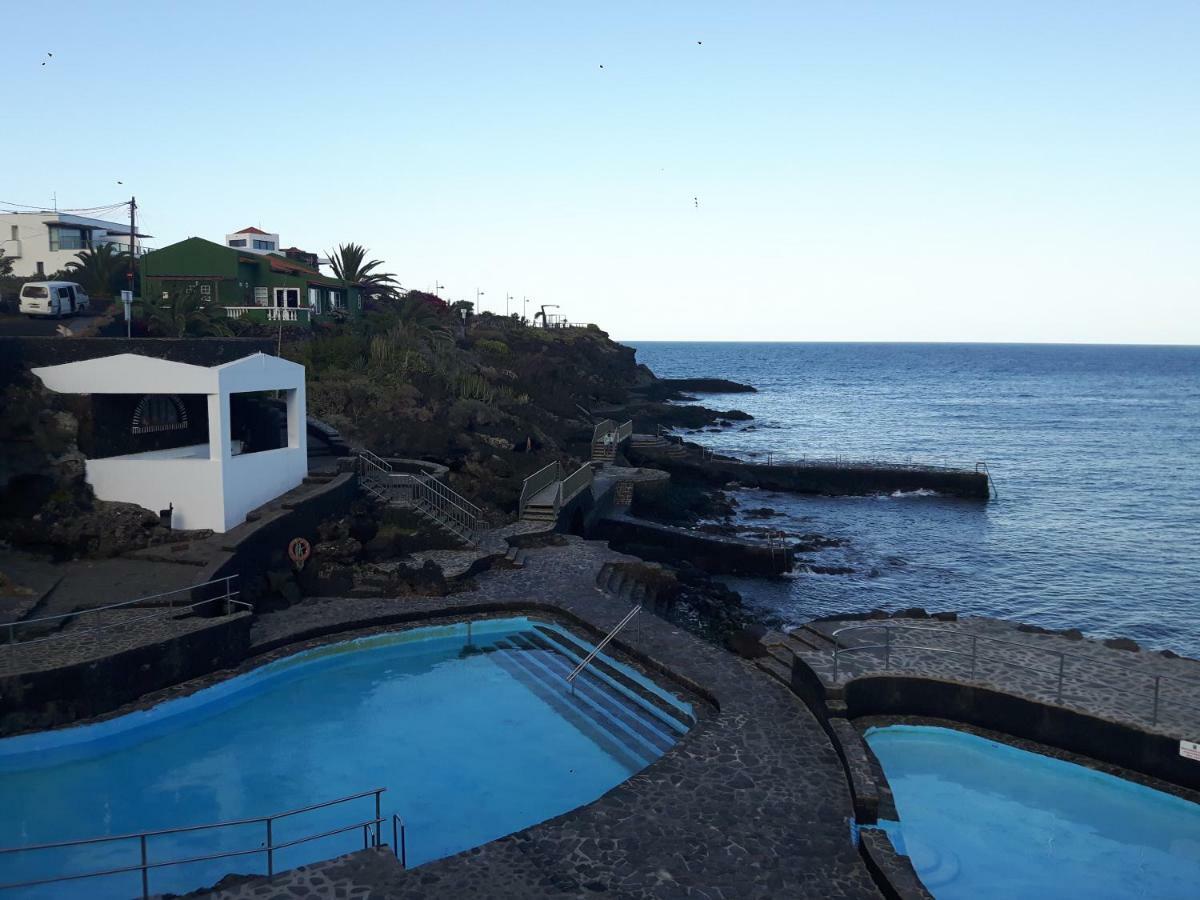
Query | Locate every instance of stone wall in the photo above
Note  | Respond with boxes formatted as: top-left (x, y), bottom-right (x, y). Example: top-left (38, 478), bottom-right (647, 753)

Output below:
top-left (0, 336), bottom-right (276, 389)
top-left (0, 612), bottom-right (251, 735)
top-left (593, 512), bottom-right (794, 574)
top-left (843, 675), bottom-right (1200, 790)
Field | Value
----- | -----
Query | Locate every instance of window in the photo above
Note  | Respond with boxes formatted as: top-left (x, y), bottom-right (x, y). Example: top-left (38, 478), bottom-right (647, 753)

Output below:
top-left (254, 287), bottom-right (269, 306)
top-left (200, 283), bottom-right (212, 300)
top-left (329, 290), bottom-right (343, 309)
top-left (273, 288), bottom-right (300, 308)
top-left (253, 239), bottom-right (275, 251)
top-left (228, 239), bottom-right (247, 248)
top-left (57, 287), bottom-right (71, 300)
top-left (49, 226), bottom-right (90, 252)
top-left (308, 287), bottom-right (321, 314)
top-left (21, 286), bottom-right (48, 299)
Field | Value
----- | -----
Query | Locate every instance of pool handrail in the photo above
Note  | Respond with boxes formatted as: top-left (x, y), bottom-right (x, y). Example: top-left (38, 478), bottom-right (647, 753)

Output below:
top-left (828, 621), bottom-right (1200, 729)
top-left (566, 604), bottom-right (642, 694)
top-left (0, 575), bottom-right (245, 647)
top-left (0, 787), bottom-right (397, 897)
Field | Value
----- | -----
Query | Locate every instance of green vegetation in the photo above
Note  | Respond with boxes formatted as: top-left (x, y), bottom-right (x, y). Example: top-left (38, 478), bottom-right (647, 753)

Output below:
top-left (63, 244), bottom-right (130, 298)
top-left (138, 284), bottom-right (232, 337)
top-left (327, 243), bottom-right (400, 302)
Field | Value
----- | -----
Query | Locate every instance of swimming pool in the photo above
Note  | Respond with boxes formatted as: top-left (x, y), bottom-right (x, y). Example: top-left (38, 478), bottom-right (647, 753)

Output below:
top-left (865, 725), bottom-right (1200, 899)
top-left (0, 617), bottom-right (693, 898)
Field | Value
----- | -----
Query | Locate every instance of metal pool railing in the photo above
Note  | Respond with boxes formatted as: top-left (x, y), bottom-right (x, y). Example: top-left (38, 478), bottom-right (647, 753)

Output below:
top-left (566, 604), bottom-right (642, 694)
top-left (0, 575), bottom-right (247, 647)
top-left (0, 788), bottom-right (396, 898)
top-left (829, 622), bottom-right (1200, 729)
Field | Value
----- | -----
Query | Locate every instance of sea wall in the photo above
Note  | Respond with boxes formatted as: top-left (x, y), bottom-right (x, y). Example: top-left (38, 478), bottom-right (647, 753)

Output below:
top-left (627, 451), bottom-right (990, 499)
top-left (593, 512), bottom-right (794, 574)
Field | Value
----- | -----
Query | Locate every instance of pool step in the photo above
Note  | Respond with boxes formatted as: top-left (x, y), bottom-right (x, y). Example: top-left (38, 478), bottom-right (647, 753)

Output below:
top-left (489, 637), bottom-right (679, 769)
top-left (501, 634), bottom-right (678, 758)
top-left (528, 625), bottom-right (693, 732)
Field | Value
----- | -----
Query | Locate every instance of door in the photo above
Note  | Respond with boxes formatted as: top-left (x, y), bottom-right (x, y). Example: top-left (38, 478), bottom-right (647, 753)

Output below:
top-left (65, 285), bottom-right (77, 314)
top-left (272, 288), bottom-right (300, 308)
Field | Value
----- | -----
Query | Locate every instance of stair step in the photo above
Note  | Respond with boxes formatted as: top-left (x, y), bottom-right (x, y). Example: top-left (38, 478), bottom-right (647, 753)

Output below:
top-left (529, 625), bottom-right (691, 731)
top-left (491, 638), bottom-right (676, 768)
top-left (503, 634), bottom-right (676, 757)
top-left (488, 644), bottom-right (651, 772)
top-left (757, 656), bottom-right (792, 686)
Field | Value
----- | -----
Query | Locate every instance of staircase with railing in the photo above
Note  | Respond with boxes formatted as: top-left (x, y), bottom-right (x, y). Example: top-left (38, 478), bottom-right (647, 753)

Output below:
top-left (519, 462), bottom-right (595, 523)
top-left (357, 452), bottom-right (483, 546)
top-left (591, 419), bottom-right (634, 465)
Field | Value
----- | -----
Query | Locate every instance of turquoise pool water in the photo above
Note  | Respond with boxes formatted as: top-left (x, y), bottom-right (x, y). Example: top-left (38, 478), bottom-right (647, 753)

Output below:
top-left (866, 725), bottom-right (1200, 899)
top-left (0, 617), bottom-right (692, 898)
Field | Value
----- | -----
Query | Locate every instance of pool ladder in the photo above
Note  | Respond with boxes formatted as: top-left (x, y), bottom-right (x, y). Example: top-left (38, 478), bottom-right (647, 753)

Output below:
top-left (565, 604), bottom-right (642, 694)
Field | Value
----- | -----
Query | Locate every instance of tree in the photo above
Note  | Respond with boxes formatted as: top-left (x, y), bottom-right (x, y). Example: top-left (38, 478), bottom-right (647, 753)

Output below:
top-left (64, 243), bottom-right (130, 298)
top-left (139, 284), bottom-right (231, 337)
top-left (327, 243), bottom-right (400, 301)
top-left (0, 250), bottom-right (12, 277)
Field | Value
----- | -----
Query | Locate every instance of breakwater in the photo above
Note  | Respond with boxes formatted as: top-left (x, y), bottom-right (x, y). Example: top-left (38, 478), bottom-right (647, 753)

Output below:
top-left (628, 446), bottom-right (991, 500)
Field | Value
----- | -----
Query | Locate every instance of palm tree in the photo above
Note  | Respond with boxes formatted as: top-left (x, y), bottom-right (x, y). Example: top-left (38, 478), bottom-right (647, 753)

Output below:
top-left (139, 284), bottom-right (231, 338)
top-left (64, 243), bottom-right (130, 298)
top-left (327, 243), bottom-right (400, 301)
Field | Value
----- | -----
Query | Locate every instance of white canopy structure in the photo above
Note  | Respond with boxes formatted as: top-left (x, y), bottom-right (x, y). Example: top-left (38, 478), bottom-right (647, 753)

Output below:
top-left (33, 352), bottom-right (308, 532)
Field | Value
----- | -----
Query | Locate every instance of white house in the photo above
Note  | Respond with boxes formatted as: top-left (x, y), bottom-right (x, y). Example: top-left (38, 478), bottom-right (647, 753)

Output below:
top-left (224, 226), bottom-right (280, 255)
top-left (0, 212), bottom-right (152, 278)
top-left (32, 353), bottom-right (308, 533)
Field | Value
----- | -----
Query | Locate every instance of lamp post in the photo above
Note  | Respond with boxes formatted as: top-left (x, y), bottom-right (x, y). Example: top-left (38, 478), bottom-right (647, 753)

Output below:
top-left (506, 293), bottom-right (512, 316)
top-left (476, 288), bottom-right (485, 314)
top-left (434, 282), bottom-right (445, 296)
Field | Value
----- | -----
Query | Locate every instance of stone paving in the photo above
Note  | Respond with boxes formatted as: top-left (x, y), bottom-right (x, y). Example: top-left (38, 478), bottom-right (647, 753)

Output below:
top-left (186, 535), bottom-right (882, 899)
top-left (797, 616), bottom-right (1200, 739)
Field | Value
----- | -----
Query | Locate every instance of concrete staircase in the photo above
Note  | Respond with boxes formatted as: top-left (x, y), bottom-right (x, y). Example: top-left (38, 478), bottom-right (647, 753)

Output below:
top-left (754, 624), bottom-right (843, 688)
top-left (358, 451), bottom-right (482, 547)
top-left (630, 433), bottom-right (688, 459)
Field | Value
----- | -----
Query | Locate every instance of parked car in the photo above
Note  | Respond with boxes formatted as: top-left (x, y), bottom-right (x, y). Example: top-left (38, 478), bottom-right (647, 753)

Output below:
top-left (19, 281), bottom-right (91, 317)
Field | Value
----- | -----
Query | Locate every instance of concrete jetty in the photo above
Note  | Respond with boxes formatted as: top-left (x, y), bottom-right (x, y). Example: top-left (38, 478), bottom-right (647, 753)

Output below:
top-left (628, 436), bottom-right (993, 499)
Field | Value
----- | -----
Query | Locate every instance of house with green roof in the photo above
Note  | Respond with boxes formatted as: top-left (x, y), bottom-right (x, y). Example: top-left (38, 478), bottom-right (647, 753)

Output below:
top-left (140, 237), bottom-right (360, 325)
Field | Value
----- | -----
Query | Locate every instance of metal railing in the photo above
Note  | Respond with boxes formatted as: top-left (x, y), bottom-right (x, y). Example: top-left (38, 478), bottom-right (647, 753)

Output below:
top-left (566, 604), bottom-right (642, 693)
top-left (519, 461), bottom-right (561, 514)
top-left (357, 452), bottom-right (481, 541)
top-left (1, 575), bottom-right (245, 647)
top-left (829, 622), bottom-right (1200, 729)
top-left (0, 789), bottom-right (393, 898)
top-left (559, 463), bottom-right (594, 504)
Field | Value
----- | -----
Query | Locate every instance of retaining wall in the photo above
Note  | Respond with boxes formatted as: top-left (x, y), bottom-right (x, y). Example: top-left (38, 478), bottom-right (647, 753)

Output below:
top-left (592, 512), bottom-right (793, 574)
top-left (0, 612), bottom-right (251, 735)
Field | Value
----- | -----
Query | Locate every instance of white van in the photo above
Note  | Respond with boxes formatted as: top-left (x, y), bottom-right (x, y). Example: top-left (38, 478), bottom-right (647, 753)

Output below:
top-left (19, 282), bottom-right (91, 317)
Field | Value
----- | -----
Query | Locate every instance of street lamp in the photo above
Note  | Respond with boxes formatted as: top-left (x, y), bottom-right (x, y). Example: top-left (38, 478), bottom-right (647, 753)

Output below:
top-left (476, 288), bottom-right (485, 313)
top-left (506, 293), bottom-right (512, 316)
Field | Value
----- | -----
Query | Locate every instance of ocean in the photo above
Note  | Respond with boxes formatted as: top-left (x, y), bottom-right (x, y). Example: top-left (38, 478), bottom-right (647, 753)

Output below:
top-left (627, 342), bottom-right (1200, 657)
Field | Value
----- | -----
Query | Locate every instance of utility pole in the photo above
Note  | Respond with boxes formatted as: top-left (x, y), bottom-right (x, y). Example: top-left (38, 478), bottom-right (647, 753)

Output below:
top-left (128, 196), bottom-right (137, 294)
top-left (523, 295), bottom-right (528, 323)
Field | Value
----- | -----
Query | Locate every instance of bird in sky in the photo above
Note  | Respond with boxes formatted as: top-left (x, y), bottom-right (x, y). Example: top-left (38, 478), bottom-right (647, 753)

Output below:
top-left (41, 51), bottom-right (52, 66)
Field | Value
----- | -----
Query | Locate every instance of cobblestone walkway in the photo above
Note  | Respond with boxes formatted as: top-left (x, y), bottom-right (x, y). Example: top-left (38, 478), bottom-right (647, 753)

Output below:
top-left (202, 536), bottom-right (881, 899)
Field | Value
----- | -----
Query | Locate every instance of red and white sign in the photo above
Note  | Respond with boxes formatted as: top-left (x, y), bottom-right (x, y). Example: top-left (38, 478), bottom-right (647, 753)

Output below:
top-left (1181, 740), bottom-right (1200, 762)
top-left (288, 537), bottom-right (312, 569)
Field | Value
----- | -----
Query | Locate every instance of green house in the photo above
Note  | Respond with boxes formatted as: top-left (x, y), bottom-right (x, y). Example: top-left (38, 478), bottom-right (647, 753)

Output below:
top-left (141, 237), bottom-right (360, 325)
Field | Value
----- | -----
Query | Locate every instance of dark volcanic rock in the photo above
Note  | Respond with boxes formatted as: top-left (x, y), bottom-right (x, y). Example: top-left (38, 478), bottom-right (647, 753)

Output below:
top-left (726, 625), bottom-right (770, 659)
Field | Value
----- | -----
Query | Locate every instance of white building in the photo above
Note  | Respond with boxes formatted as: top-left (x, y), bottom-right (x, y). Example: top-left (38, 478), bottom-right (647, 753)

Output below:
top-left (225, 226), bottom-right (280, 255)
top-left (32, 353), bottom-right (308, 533)
top-left (0, 212), bottom-right (152, 278)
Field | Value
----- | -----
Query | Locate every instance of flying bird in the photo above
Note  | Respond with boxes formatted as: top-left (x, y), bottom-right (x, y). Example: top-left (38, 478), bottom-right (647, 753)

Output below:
top-left (42, 51), bottom-right (52, 66)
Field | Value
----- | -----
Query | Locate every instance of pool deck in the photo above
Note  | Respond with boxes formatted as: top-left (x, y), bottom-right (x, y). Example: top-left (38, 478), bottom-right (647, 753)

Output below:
top-left (177, 536), bottom-right (883, 899)
top-left (764, 615), bottom-right (1200, 740)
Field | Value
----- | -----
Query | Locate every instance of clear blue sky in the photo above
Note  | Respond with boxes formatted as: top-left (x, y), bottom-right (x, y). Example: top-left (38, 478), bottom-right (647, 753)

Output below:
top-left (8, 2), bottom-right (1199, 343)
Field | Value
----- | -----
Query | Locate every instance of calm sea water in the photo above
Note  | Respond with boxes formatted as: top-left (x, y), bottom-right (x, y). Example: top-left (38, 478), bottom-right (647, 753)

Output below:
top-left (628, 343), bottom-right (1200, 656)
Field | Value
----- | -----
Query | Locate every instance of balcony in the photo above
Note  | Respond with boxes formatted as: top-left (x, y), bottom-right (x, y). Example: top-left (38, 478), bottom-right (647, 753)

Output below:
top-left (223, 306), bottom-right (312, 324)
